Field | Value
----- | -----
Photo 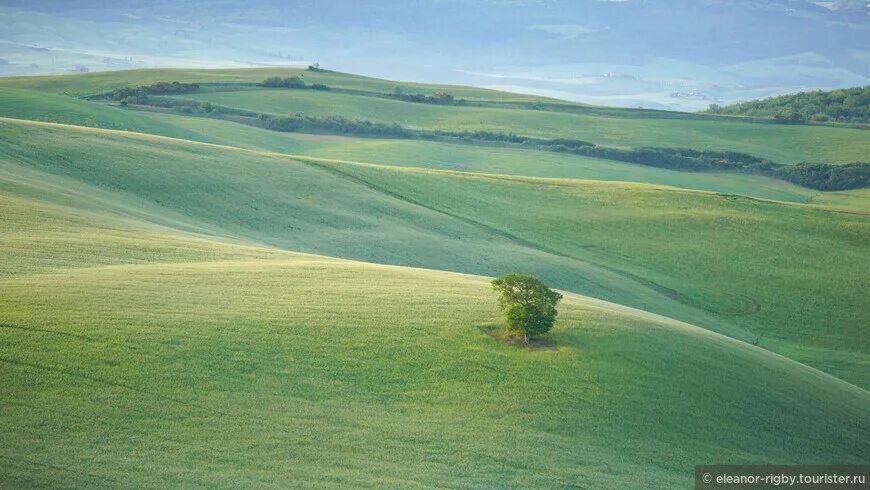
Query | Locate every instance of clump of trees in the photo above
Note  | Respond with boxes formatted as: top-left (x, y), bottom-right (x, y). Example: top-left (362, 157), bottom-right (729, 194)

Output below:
top-left (492, 274), bottom-right (563, 342)
top-left (112, 81), bottom-right (200, 104)
top-left (258, 113), bottom-right (409, 137)
top-left (261, 76), bottom-right (306, 88)
top-left (260, 76), bottom-right (330, 90)
top-left (776, 162), bottom-right (870, 191)
top-left (389, 87), bottom-right (466, 105)
top-left (705, 86), bottom-right (870, 124)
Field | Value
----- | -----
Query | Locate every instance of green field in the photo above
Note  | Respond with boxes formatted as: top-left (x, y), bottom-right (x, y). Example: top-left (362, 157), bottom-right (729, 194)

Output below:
top-left (0, 90), bottom-right (847, 206)
top-left (0, 88), bottom-right (212, 141)
top-left (178, 87), bottom-right (870, 164)
top-left (1, 68), bottom-right (868, 487)
top-left (3, 66), bottom-right (866, 164)
top-left (0, 67), bottom-right (549, 101)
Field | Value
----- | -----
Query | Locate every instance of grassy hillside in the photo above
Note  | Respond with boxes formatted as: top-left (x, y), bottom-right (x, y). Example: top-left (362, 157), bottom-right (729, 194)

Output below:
top-left (177, 87), bottom-right (870, 164)
top-left (0, 119), bottom-right (722, 335)
top-left (2, 118), bottom-right (867, 389)
top-left (1, 165), bottom-right (868, 487)
top-left (0, 85), bottom-right (858, 206)
top-left (0, 88), bottom-right (214, 141)
top-left (138, 112), bottom-right (830, 205)
top-left (317, 159), bottom-right (870, 387)
top-left (2, 69), bottom-right (869, 486)
top-left (0, 67), bottom-right (549, 102)
top-left (3, 67), bottom-right (865, 165)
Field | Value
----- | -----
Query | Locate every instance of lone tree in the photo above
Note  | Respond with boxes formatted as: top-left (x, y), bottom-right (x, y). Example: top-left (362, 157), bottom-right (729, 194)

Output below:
top-left (491, 274), bottom-right (562, 341)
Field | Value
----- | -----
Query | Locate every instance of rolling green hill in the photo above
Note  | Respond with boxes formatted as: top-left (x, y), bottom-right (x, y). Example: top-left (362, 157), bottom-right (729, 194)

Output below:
top-left (0, 88), bottom-right (216, 141)
top-left (0, 86), bottom-right (863, 206)
top-left (177, 87), bottom-right (870, 164)
top-left (135, 112), bottom-right (832, 205)
top-left (0, 67), bottom-right (549, 102)
top-left (1, 69), bottom-right (869, 487)
top-left (1, 143), bottom-right (868, 487)
top-left (3, 67), bottom-right (866, 164)
top-left (2, 118), bottom-right (867, 388)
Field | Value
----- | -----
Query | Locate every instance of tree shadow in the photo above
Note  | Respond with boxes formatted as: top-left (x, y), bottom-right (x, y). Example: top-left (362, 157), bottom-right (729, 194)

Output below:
top-left (475, 323), bottom-right (559, 351)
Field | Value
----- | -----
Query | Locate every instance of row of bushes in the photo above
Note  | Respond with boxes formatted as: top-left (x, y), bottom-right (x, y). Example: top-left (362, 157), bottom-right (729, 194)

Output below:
top-left (257, 113), bottom-right (540, 142)
top-left (257, 114), bottom-right (867, 190)
top-left (118, 96), bottom-right (260, 119)
top-left (112, 81), bottom-right (200, 101)
top-left (260, 78), bottom-right (466, 106)
top-left (776, 162), bottom-right (869, 191)
top-left (574, 147), bottom-right (775, 172)
top-left (389, 89), bottom-right (467, 105)
top-left (260, 76), bottom-right (330, 90)
top-left (531, 145), bottom-right (866, 190)
top-left (259, 113), bottom-right (410, 137)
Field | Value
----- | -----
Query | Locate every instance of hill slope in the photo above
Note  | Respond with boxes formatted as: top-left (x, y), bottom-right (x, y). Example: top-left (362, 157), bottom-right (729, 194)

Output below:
top-left (2, 68), bottom-right (868, 165)
top-left (1, 156), bottom-right (868, 487)
top-left (177, 86), bottom-right (870, 164)
top-left (1, 118), bottom-right (867, 389)
top-left (1, 69), bottom-right (869, 487)
top-left (0, 90), bottom-right (841, 205)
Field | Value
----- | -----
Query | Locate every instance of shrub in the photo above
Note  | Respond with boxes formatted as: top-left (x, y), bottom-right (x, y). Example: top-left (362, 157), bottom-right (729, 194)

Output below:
top-left (388, 90), bottom-right (465, 105)
top-left (492, 274), bottom-right (563, 341)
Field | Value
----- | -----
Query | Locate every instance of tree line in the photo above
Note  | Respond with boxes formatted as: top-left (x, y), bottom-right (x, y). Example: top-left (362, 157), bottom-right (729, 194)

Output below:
top-left (260, 76), bottom-right (330, 91)
top-left (706, 86), bottom-right (870, 124)
top-left (776, 162), bottom-right (869, 191)
top-left (389, 87), bottom-right (467, 105)
top-left (255, 113), bottom-right (868, 190)
top-left (112, 82), bottom-right (200, 103)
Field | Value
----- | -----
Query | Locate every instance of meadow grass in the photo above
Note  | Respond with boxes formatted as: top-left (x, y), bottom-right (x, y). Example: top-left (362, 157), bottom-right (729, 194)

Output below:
top-left (317, 160), bottom-right (870, 387)
top-left (1, 118), bottom-right (867, 388)
top-left (1, 70), bottom-right (869, 487)
top-left (1, 183), bottom-right (867, 488)
top-left (0, 118), bottom-right (713, 332)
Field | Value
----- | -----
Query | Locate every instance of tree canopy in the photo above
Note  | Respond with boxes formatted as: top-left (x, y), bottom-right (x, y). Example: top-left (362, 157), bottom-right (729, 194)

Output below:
top-left (492, 274), bottom-right (562, 341)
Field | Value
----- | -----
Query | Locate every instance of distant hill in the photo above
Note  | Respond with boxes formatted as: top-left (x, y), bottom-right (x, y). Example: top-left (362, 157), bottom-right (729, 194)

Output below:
top-left (2, 1), bottom-right (870, 110)
top-left (706, 86), bottom-right (870, 124)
